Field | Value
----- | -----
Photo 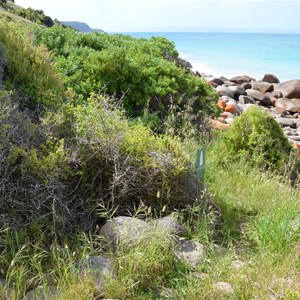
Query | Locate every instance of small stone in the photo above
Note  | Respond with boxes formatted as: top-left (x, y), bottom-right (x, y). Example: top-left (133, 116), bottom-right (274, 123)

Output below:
top-left (231, 260), bottom-right (246, 270)
top-left (174, 239), bottom-right (205, 268)
top-left (213, 282), bottom-right (234, 296)
top-left (76, 256), bottom-right (115, 294)
top-left (154, 214), bottom-right (188, 237)
top-left (192, 272), bottom-right (209, 280)
top-left (99, 216), bottom-right (150, 248)
top-left (21, 286), bottom-right (59, 300)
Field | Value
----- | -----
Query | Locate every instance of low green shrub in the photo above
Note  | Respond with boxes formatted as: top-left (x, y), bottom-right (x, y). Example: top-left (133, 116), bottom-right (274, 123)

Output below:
top-left (211, 106), bottom-right (292, 170)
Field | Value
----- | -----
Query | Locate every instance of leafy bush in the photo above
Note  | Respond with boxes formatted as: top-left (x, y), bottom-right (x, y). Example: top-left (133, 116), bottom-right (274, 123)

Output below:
top-left (211, 106), bottom-right (292, 170)
top-left (0, 21), bottom-right (66, 113)
top-left (0, 91), bottom-right (203, 233)
top-left (66, 96), bottom-right (200, 214)
top-left (33, 26), bottom-right (217, 120)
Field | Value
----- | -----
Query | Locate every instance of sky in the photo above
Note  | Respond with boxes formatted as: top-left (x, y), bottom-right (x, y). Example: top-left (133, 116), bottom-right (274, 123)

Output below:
top-left (14, 0), bottom-right (300, 33)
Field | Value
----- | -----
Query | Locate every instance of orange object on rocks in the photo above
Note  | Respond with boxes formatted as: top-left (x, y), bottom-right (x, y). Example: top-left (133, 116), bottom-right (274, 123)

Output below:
top-left (217, 100), bottom-right (227, 111)
top-left (208, 119), bottom-right (230, 130)
top-left (225, 103), bottom-right (238, 114)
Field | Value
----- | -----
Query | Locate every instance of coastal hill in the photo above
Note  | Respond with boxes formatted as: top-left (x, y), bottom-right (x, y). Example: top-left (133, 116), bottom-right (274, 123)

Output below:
top-left (60, 21), bottom-right (104, 33)
top-left (0, 1), bottom-right (299, 299)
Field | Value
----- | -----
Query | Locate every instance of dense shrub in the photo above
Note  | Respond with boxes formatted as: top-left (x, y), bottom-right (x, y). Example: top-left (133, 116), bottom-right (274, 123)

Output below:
top-left (65, 96), bottom-right (200, 214)
top-left (0, 92), bottom-right (202, 232)
top-left (0, 21), bottom-right (66, 113)
top-left (33, 26), bottom-right (217, 119)
top-left (211, 106), bottom-right (292, 170)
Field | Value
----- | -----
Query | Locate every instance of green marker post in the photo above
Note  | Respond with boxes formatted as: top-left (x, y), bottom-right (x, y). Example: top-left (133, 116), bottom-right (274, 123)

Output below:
top-left (195, 148), bottom-right (205, 182)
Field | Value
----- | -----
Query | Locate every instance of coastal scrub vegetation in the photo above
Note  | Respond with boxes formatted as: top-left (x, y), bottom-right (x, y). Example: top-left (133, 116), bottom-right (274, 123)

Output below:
top-left (0, 8), bottom-right (299, 300)
top-left (33, 25), bottom-right (217, 125)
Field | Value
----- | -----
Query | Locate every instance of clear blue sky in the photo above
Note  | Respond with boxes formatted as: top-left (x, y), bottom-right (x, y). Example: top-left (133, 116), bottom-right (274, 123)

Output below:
top-left (14, 0), bottom-right (300, 33)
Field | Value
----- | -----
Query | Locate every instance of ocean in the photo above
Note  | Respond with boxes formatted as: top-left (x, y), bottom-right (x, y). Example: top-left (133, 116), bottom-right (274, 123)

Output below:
top-left (124, 32), bottom-right (300, 82)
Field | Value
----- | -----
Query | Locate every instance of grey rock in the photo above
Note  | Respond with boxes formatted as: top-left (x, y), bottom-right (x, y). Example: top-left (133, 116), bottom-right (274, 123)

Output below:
top-left (241, 82), bottom-right (252, 90)
top-left (21, 286), bottom-right (59, 300)
top-left (178, 58), bottom-right (192, 69)
top-left (266, 90), bottom-right (283, 99)
top-left (213, 282), bottom-right (234, 296)
top-left (261, 73), bottom-right (280, 84)
top-left (231, 260), bottom-right (246, 270)
top-left (192, 272), bottom-right (209, 280)
top-left (207, 77), bottom-right (224, 86)
top-left (277, 80), bottom-right (300, 99)
top-left (216, 86), bottom-right (235, 98)
top-left (156, 287), bottom-right (175, 299)
top-left (242, 103), bottom-right (256, 112)
top-left (223, 81), bottom-right (237, 87)
top-left (100, 216), bottom-right (151, 248)
top-left (0, 279), bottom-right (14, 300)
top-left (276, 117), bottom-right (297, 128)
top-left (154, 215), bottom-right (188, 237)
top-left (239, 95), bottom-right (256, 104)
top-left (76, 256), bottom-right (115, 294)
top-left (251, 81), bottom-right (274, 93)
top-left (228, 85), bottom-right (246, 99)
top-left (174, 239), bottom-right (205, 268)
top-left (220, 95), bottom-right (235, 103)
top-left (230, 75), bottom-right (255, 84)
top-left (246, 89), bottom-right (272, 105)
top-left (288, 136), bottom-right (300, 141)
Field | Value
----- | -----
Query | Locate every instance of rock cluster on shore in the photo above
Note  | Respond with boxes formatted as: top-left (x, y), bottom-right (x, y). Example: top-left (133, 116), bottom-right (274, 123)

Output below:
top-left (201, 72), bottom-right (300, 148)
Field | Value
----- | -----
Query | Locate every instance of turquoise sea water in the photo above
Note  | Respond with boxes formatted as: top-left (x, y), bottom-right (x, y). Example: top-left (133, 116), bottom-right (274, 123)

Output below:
top-left (125, 32), bottom-right (300, 82)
